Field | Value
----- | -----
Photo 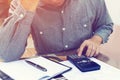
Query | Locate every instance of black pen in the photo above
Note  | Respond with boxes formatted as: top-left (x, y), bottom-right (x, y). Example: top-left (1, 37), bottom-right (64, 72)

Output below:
top-left (25, 60), bottom-right (47, 72)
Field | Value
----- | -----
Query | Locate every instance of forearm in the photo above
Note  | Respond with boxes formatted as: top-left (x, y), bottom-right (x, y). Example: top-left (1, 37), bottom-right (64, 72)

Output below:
top-left (93, 0), bottom-right (113, 43)
top-left (94, 23), bottom-right (113, 43)
top-left (0, 0), bottom-right (34, 62)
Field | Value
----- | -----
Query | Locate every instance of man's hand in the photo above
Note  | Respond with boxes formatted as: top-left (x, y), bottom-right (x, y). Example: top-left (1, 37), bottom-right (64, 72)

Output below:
top-left (20, 0), bottom-right (39, 12)
top-left (77, 35), bottom-right (103, 57)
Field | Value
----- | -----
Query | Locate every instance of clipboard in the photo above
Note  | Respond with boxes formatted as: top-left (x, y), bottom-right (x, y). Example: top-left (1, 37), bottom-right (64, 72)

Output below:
top-left (0, 56), bottom-right (72, 80)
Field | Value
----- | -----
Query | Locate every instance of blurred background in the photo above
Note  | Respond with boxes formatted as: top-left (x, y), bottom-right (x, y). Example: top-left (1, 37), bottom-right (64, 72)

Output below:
top-left (105, 0), bottom-right (120, 25)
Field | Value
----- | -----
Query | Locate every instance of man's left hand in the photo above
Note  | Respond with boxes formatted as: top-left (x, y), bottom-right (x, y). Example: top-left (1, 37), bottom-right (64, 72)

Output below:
top-left (77, 35), bottom-right (103, 57)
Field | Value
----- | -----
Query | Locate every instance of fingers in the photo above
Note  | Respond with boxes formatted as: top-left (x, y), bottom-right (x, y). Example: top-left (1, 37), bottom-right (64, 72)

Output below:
top-left (86, 44), bottom-right (100, 57)
top-left (94, 47), bottom-right (100, 57)
top-left (77, 40), bottom-right (100, 57)
top-left (86, 44), bottom-right (93, 57)
top-left (89, 45), bottom-right (96, 57)
top-left (77, 41), bottom-right (87, 56)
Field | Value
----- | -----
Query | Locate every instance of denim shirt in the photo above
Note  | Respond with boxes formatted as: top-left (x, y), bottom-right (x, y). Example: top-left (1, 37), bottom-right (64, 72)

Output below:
top-left (0, 0), bottom-right (113, 61)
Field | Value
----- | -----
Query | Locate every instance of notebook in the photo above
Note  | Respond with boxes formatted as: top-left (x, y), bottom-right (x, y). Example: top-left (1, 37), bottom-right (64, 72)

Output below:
top-left (0, 56), bottom-right (71, 80)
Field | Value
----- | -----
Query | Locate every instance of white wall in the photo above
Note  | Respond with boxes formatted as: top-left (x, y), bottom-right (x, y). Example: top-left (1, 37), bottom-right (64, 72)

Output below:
top-left (105, 0), bottom-right (120, 25)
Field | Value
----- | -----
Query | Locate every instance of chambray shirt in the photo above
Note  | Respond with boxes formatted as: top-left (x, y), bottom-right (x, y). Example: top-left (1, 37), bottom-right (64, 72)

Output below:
top-left (0, 0), bottom-right (113, 61)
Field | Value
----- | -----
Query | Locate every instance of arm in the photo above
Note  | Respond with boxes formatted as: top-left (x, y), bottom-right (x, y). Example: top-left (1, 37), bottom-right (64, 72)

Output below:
top-left (0, 0), bottom-right (39, 62)
top-left (77, 0), bottom-right (113, 57)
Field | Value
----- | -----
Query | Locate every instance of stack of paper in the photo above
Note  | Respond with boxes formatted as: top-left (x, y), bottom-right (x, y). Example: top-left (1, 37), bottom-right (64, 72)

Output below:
top-left (0, 56), bottom-right (71, 80)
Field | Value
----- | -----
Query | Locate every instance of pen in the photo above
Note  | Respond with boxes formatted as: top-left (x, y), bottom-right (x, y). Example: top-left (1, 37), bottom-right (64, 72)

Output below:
top-left (25, 60), bottom-right (47, 72)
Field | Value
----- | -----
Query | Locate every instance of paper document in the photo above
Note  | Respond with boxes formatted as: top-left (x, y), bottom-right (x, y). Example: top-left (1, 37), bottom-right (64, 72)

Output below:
top-left (62, 58), bottom-right (120, 80)
top-left (0, 56), bottom-right (71, 80)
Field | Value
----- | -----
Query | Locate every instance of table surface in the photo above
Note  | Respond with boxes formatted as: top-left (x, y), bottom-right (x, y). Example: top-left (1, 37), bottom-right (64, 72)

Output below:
top-left (62, 58), bottom-right (120, 80)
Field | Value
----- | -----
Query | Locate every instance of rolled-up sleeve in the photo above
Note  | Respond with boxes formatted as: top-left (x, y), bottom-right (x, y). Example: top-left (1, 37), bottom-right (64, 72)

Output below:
top-left (92, 0), bottom-right (113, 43)
top-left (0, 0), bottom-right (34, 62)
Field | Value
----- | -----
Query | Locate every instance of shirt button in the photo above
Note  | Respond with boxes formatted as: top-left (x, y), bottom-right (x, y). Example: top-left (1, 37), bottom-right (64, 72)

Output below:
top-left (61, 10), bottom-right (64, 14)
top-left (62, 27), bottom-right (66, 31)
top-left (40, 31), bottom-right (43, 35)
top-left (83, 24), bottom-right (87, 27)
top-left (65, 45), bottom-right (68, 48)
top-left (20, 14), bottom-right (24, 18)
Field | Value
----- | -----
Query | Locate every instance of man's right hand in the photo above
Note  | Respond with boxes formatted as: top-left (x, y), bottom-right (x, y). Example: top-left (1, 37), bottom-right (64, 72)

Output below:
top-left (21, 0), bottom-right (39, 12)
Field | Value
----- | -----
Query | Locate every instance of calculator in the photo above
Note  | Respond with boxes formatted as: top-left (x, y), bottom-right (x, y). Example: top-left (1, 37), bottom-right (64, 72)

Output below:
top-left (67, 54), bottom-right (101, 72)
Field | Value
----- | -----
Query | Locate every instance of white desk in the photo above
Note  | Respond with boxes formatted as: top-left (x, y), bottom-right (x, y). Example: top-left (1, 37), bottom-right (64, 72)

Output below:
top-left (61, 58), bottom-right (120, 80)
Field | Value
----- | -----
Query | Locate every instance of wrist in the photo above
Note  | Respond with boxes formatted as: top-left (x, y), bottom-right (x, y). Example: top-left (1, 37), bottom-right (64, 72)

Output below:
top-left (90, 35), bottom-right (103, 45)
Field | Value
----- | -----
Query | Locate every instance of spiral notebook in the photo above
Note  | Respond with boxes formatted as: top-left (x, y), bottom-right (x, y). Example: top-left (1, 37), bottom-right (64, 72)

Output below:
top-left (0, 56), bottom-right (71, 80)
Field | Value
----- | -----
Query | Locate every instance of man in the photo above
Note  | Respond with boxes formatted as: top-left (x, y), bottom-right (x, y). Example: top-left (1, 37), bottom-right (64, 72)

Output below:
top-left (0, 0), bottom-right (113, 62)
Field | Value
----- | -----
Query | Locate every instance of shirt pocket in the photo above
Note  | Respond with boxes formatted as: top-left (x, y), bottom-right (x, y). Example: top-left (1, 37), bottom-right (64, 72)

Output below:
top-left (75, 17), bottom-right (93, 40)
